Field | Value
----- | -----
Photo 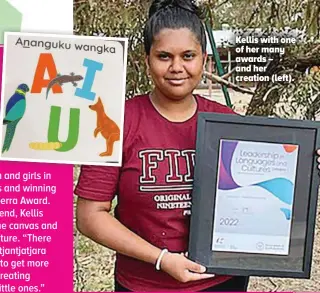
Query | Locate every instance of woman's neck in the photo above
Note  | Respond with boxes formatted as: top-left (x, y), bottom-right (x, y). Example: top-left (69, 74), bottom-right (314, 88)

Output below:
top-left (150, 89), bottom-right (197, 122)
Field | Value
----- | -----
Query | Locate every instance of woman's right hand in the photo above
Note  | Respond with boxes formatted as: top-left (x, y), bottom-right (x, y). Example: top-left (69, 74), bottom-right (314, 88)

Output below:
top-left (160, 251), bottom-right (215, 283)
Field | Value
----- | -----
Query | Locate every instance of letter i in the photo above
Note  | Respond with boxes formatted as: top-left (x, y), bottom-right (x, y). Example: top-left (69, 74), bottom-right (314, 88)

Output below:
top-left (75, 58), bottom-right (103, 101)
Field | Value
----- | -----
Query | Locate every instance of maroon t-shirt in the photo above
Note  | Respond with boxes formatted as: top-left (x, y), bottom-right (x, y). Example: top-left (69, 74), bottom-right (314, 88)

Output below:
top-left (74, 94), bottom-right (236, 291)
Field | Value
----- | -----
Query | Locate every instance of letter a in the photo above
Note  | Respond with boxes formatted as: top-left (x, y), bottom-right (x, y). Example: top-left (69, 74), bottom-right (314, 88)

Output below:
top-left (31, 53), bottom-right (62, 94)
top-left (75, 58), bottom-right (103, 101)
top-left (47, 106), bottom-right (80, 152)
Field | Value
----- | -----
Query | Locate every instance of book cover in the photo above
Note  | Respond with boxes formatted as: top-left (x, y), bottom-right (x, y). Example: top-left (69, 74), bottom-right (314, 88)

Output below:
top-left (0, 32), bottom-right (128, 166)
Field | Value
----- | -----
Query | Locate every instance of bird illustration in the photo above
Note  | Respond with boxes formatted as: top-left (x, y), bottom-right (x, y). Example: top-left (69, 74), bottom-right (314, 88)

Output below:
top-left (2, 83), bottom-right (29, 153)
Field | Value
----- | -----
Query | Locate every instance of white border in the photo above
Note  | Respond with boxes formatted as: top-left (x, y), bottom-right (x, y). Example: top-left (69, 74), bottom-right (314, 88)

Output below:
top-left (0, 32), bottom-right (129, 167)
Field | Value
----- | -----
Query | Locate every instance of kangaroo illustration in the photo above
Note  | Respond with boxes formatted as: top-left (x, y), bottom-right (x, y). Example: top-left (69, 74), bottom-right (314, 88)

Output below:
top-left (89, 97), bottom-right (120, 157)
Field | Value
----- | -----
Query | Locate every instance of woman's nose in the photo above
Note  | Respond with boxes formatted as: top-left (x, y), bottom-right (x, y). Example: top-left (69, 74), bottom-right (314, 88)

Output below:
top-left (170, 57), bottom-right (183, 72)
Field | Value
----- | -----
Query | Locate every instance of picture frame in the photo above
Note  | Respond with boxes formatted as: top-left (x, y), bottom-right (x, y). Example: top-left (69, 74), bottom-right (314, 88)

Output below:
top-left (188, 112), bottom-right (320, 278)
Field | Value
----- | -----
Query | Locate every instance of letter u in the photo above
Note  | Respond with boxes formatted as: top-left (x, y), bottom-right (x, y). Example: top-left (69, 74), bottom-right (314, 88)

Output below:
top-left (47, 106), bottom-right (80, 152)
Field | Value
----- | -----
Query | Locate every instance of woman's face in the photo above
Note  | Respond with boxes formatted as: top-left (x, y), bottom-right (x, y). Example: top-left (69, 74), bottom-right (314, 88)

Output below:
top-left (147, 28), bottom-right (206, 100)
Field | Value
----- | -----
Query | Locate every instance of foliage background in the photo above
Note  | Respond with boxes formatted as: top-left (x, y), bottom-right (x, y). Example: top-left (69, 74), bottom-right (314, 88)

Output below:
top-left (74, 0), bottom-right (320, 119)
top-left (73, 0), bottom-right (320, 291)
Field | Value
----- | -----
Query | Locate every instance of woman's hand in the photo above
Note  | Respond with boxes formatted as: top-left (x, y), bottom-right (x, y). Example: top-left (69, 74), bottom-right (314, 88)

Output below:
top-left (160, 251), bottom-right (215, 283)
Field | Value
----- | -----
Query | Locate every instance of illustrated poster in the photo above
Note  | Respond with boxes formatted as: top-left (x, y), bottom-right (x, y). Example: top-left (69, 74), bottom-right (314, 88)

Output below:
top-left (0, 32), bottom-right (128, 166)
top-left (212, 139), bottom-right (299, 255)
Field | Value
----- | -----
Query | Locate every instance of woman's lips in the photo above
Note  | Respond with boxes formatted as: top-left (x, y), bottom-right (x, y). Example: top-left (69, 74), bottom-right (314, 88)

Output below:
top-left (165, 78), bottom-right (189, 86)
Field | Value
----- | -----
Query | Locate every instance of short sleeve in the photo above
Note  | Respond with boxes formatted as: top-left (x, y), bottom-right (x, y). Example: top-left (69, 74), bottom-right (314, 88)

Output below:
top-left (74, 165), bottom-right (120, 202)
top-left (73, 97), bottom-right (138, 202)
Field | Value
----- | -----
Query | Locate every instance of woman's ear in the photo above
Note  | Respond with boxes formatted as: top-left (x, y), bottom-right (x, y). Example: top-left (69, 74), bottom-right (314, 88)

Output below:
top-left (202, 52), bottom-right (208, 73)
top-left (203, 52), bottom-right (208, 66)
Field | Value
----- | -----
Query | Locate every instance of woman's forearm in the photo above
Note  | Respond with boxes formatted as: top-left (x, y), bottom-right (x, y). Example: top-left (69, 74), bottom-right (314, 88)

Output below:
top-left (75, 198), bottom-right (214, 284)
top-left (76, 201), bottom-right (162, 266)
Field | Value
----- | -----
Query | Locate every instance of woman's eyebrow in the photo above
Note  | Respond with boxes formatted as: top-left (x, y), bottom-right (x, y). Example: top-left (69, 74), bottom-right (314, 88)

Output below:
top-left (154, 49), bottom-right (197, 54)
top-left (154, 50), bottom-right (170, 54)
top-left (183, 50), bottom-right (197, 53)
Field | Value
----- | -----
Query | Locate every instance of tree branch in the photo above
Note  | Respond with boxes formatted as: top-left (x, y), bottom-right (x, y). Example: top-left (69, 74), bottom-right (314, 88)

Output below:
top-left (221, 67), bottom-right (236, 79)
top-left (215, 0), bottom-right (230, 9)
top-left (203, 71), bottom-right (255, 95)
top-left (306, 44), bottom-right (320, 57)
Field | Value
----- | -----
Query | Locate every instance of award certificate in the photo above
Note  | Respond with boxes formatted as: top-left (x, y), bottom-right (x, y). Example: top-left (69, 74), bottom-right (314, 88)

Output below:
top-left (212, 139), bottom-right (299, 255)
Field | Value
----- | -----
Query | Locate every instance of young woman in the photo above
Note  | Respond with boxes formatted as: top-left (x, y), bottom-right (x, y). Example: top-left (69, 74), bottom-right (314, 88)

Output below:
top-left (74, 0), bottom-right (320, 291)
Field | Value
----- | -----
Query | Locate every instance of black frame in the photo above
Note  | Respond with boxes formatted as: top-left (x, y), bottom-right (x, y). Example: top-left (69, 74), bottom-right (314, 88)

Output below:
top-left (188, 113), bottom-right (320, 278)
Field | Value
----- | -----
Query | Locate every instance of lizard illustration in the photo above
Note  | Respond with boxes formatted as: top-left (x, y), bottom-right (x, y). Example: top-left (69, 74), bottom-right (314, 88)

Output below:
top-left (46, 72), bottom-right (83, 99)
top-left (89, 97), bottom-right (120, 157)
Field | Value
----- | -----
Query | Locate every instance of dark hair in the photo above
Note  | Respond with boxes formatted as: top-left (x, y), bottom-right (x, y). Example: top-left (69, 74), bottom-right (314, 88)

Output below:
top-left (143, 0), bottom-right (207, 55)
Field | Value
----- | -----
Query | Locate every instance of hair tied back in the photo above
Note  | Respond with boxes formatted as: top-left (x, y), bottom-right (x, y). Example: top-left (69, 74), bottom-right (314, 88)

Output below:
top-left (149, 0), bottom-right (203, 19)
